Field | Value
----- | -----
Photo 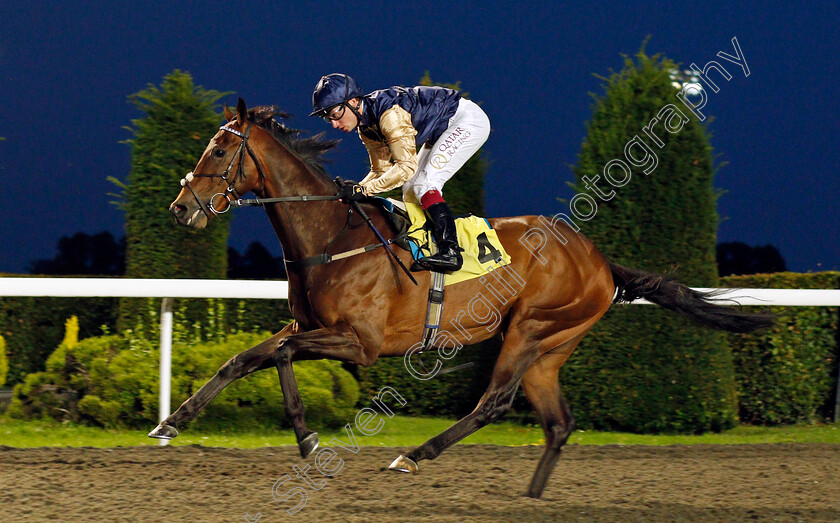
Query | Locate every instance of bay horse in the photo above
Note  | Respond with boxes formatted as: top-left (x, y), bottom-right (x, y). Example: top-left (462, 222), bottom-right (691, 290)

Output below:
top-left (156, 98), bottom-right (772, 498)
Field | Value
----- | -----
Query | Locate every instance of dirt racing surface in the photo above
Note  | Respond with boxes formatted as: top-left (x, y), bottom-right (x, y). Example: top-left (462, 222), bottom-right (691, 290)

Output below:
top-left (1, 443), bottom-right (838, 522)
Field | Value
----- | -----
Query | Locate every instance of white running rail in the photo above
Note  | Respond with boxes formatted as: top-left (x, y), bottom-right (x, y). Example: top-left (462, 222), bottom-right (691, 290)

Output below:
top-left (1, 278), bottom-right (838, 435)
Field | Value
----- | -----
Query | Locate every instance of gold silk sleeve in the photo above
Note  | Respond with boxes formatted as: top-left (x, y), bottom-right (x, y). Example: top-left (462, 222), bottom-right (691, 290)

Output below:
top-left (359, 105), bottom-right (418, 195)
top-left (360, 134), bottom-right (391, 180)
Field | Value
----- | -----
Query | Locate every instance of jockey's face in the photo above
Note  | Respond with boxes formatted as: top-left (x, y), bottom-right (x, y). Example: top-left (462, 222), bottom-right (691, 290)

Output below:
top-left (327, 99), bottom-right (360, 132)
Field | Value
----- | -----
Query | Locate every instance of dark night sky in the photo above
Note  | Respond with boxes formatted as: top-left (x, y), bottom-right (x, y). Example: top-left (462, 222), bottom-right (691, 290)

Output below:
top-left (1, 1), bottom-right (838, 274)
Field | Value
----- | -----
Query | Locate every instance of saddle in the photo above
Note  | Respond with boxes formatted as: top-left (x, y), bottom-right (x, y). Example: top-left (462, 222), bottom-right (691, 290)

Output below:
top-left (370, 197), bottom-right (512, 287)
top-left (371, 197), bottom-right (509, 376)
top-left (368, 197), bottom-right (413, 252)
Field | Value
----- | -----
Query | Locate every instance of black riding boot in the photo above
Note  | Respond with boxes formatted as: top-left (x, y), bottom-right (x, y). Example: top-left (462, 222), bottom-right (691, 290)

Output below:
top-left (411, 202), bottom-right (463, 272)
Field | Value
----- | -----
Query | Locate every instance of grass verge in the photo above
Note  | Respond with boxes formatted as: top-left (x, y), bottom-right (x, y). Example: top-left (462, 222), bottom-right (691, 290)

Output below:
top-left (1, 416), bottom-right (838, 448)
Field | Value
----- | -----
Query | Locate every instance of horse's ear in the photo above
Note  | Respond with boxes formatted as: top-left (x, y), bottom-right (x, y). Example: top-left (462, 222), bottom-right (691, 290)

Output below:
top-left (236, 98), bottom-right (247, 126)
top-left (223, 104), bottom-right (235, 121)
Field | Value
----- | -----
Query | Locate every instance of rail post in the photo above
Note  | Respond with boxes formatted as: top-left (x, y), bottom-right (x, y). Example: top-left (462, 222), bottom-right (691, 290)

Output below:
top-left (158, 298), bottom-right (173, 446)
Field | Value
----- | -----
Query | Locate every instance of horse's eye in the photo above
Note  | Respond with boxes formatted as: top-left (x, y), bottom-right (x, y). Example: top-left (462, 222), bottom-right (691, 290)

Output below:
top-left (214, 149), bottom-right (225, 158)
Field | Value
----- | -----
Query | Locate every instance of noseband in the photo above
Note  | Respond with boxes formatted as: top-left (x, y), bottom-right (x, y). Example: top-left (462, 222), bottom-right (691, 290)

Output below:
top-left (180, 123), bottom-right (269, 218)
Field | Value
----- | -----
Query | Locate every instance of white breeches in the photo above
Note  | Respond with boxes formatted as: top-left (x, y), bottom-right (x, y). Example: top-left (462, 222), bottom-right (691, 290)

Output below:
top-left (402, 98), bottom-right (491, 203)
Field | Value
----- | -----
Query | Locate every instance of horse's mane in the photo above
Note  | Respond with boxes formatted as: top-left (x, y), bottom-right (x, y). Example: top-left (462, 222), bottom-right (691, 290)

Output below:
top-left (246, 105), bottom-right (339, 178)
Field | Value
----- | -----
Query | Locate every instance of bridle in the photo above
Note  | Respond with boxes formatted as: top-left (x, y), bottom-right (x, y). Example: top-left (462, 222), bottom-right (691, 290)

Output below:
top-left (179, 123), bottom-right (268, 218)
top-left (180, 122), bottom-right (344, 219)
top-left (177, 119), bottom-right (415, 282)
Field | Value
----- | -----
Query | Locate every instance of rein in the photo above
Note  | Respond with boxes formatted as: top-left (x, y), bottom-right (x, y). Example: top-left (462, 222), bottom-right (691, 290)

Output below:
top-left (231, 193), bottom-right (341, 207)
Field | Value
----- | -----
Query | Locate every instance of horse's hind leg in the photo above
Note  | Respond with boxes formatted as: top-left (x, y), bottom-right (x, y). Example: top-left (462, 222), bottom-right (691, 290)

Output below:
top-left (390, 330), bottom-right (538, 471)
top-left (148, 324), bottom-right (295, 439)
top-left (390, 325), bottom-right (594, 499)
top-left (521, 351), bottom-right (576, 498)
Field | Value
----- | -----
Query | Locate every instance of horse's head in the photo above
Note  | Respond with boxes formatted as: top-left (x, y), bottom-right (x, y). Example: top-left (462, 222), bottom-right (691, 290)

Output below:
top-left (169, 98), bottom-right (267, 229)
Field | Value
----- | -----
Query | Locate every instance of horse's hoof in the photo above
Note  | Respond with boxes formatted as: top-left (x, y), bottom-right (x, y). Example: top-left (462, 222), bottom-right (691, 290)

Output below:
top-left (299, 432), bottom-right (319, 458)
top-left (388, 455), bottom-right (418, 473)
top-left (148, 423), bottom-right (179, 440)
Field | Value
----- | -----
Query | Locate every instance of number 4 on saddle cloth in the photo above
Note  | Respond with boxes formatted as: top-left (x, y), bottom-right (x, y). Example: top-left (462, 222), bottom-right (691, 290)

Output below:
top-left (375, 197), bottom-right (512, 286)
top-left (374, 197), bottom-right (512, 367)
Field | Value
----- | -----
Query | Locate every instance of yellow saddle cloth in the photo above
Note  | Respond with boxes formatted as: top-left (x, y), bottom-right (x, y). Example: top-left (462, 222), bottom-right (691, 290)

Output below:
top-left (403, 201), bottom-right (511, 286)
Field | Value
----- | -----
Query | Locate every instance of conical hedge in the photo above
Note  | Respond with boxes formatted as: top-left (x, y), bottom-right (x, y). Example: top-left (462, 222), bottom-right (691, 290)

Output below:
top-left (560, 49), bottom-right (736, 433)
top-left (117, 70), bottom-right (230, 336)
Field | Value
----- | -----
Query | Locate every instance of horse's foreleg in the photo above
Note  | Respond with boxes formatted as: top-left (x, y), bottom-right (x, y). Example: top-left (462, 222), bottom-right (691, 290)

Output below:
top-left (520, 352), bottom-right (576, 499)
top-left (272, 324), bottom-right (373, 458)
top-left (148, 324), bottom-right (295, 440)
top-left (273, 347), bottom-right (317, 458)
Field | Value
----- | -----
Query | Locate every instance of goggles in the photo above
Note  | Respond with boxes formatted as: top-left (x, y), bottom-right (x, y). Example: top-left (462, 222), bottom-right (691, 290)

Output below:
top-left (321, 103), bottom-right (346, 122)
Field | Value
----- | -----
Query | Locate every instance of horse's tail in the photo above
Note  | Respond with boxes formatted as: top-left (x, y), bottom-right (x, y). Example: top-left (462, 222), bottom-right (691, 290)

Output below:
top-left (609, 262), bottom-right (775, 333)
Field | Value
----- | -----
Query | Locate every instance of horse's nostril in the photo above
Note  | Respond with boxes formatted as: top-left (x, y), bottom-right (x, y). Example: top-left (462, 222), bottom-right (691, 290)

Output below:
top-left (171, 204), bottom-right (187, 217)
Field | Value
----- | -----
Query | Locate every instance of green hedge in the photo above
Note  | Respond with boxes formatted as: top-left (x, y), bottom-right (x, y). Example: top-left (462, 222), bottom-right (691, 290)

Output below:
top-left (0, 281), bottom-right (118, 385)
top-left (558, 308), bottom-right (737, 433)
top-left (121, 297), bottom-right (292, 344)
top-left (355, 338), bottom-right (501, 418)
top-left (561, 49), bottom-right (734, 434)
top-left (0, 275), bottom-right (292, 386)
top-left (118, 70), bottom-right (231, 333)
top-left (721, 272), bottom-right (839, 424)
top-left (8, 327), bottom-right (358, 431)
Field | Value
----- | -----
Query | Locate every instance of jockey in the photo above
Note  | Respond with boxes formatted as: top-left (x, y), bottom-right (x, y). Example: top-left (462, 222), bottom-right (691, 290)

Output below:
top-left (310, 73), bottom-right (491, 273)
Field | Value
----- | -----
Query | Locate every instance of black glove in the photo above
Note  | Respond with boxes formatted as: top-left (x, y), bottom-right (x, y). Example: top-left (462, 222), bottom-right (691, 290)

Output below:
top-left (339, 181), bottom-right (366, 203)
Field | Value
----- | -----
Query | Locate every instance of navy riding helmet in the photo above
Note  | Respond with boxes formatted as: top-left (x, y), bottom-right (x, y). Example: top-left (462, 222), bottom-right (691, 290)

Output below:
top-left (310, 73), bottom-right (363, 117)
